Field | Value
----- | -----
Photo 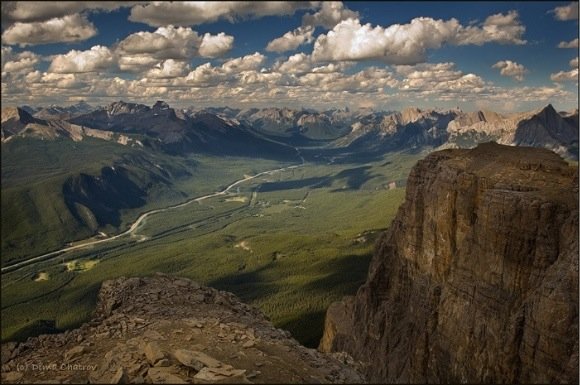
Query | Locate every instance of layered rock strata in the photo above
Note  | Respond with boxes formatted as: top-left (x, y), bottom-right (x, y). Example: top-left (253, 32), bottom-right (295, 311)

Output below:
top-left (320, 142), bottom-right (579, 383)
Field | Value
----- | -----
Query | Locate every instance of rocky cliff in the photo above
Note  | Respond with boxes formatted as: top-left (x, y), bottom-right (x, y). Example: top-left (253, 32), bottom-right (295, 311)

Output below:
top-left (1, 274), bottom-right (363, 384)
top-left (320, 142), bottom-right (579, 383)
top-left (445, 105), bottom-right (578, 158)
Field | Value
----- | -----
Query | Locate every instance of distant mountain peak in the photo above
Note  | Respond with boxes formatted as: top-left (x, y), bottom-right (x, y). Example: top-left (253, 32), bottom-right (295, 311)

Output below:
top-left (536, 103), bottom-right (558, 116)
top-left (519, 103), bottom-right (558, 120)
top-left (106, 101), bottom-right (150, 115)
top-left (401, 106), bottom-right (422, 114)
top-left (1, 106), bottom-right (35, 124)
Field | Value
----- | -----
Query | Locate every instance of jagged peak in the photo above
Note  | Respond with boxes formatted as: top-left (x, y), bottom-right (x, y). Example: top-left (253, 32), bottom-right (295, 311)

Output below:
top-left (519, 103), bottom-right (556, 117)
top-left (1, 106), bottom-right (35, 124)
top-left (401, 106), bottom-right (422, 114)
top-left (520, 103), bottom-right (563, 123)
top-left (106, 100), bottom-right (150, 115)
top-left (477, 109), bottom-right (504, 122)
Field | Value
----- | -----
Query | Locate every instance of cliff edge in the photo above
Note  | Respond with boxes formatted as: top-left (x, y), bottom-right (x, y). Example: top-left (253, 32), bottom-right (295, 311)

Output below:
top-left (1, 274), bottom-right (363, 384)
top-left (320, 142), bottom-right (579, 383)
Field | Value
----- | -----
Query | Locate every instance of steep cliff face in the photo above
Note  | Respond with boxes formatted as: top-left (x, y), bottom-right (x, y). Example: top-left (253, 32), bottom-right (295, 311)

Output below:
top-left (320, 142), bottom-right (579, 383)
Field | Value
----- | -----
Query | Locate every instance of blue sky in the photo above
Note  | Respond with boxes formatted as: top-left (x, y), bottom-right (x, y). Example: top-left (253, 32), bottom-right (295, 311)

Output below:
top-left (1, 1), bottom-right (578, 112)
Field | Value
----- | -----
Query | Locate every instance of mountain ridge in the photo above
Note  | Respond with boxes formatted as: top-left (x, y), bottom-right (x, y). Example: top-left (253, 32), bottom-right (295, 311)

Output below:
top-left (66, 101), bottom-right (298, 158)
top-left (3, 101), bottom-right (577, 159)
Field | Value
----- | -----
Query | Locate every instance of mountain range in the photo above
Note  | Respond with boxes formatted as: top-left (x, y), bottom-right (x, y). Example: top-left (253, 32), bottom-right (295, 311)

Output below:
top-left (3, 101), bottom-right (578, 159)
top-left (1, 100), bottom-right (577, 264)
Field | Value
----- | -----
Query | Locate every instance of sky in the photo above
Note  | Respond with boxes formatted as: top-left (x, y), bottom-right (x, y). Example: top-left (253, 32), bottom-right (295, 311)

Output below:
top-left (1, 1), bottom-right (578, 112)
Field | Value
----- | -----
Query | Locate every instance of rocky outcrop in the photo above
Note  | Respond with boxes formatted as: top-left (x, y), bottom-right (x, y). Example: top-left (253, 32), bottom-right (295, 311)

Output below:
top-left (320, 142), bottom-right (579, 383)
top-left (235, 107), bottom-right (351, 140)
top-left (70, 101), bottom-right (297, 158)
top-left (446, 105), bottom-right (578, 158)
top-left (1, 274), bottom-right (363, 384)
top-left (339, 108), bottom-right (458, 150)
top-left (1, 107), bottom-right (37, 141)
top-left (1, 106), bottom-right (140, 145)
top-left (514, 104), bottom-right (579, 157)
top-left (32, 101), bottom-right (94, 120)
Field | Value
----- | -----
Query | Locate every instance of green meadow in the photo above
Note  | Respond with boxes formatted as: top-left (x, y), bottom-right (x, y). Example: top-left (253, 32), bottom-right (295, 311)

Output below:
top-left (1, 147), bottom-right (424, 347)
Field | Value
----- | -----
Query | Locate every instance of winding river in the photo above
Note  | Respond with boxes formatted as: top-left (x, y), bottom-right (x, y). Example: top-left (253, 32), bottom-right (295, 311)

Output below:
top-left (1, 155), bottom-right (304, 274)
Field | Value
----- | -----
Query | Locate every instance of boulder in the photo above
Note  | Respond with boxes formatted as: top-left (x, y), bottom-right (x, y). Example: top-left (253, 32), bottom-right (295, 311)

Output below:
top-left (144, 342), bottom-right (165, 365)
top-left (173, 349), bottom-right (222, 371)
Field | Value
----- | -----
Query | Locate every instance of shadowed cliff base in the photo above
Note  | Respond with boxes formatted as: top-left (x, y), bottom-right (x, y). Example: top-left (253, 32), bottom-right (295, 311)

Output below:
top-left (320, 142), bottom-right (579, 383)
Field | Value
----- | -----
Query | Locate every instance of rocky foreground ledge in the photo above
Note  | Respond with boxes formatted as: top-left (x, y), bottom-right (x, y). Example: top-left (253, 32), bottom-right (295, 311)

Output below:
top-left (1, 274), bottom-right (363, 384)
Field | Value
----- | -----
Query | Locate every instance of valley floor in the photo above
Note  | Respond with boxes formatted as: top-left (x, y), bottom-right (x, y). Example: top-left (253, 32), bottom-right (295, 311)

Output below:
top-left (1, 149), bottom-right (423, 347)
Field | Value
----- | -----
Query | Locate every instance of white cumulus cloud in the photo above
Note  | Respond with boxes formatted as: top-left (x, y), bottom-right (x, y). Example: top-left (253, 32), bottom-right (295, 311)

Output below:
top-left (144, 59), bottom-right (189, 79)
top-left (182, 53), bottom-right (266, 87)
top-left (394, 62), bottom-right (487, 100)
top-left (39, 72), bottom-right (88, 89)
top-left (1, 2), bottom-right (138, 23)
top-left (2, 14), bottom-right (97, 46)
top-left (1, 46), bottom-right (40, 73)
top-left (115, 26), bottom-right (234, 73)
top-left (272, 52), bottom-right (353, 74)
top-left (273, 53), bottom-right (313, 73)
top-left (117, 25), bottom-right (201, 58)
top-left (298, 66), bottom-right (398, 92)
top-left (302, 1), bottom-right (359, 29)
top-left (551, 2), bottom-right (579, 21)
top-left (266, 1), bottom-right (357, 53)
top-left (492, 60), bottom-right (528, 81)
top-left (2, 51), bottom-right (39, 73)
top-left (117, 26), bottom-right (233, 62)
top-left (1, 46), bottom-right (13, 68)
top-left (2, 50), bottom-right (40, 73)
top-left (198, 32), bottom-right (234, 58)
top-left (49, 45), bottom-right (114, 73)
top-left (558, 38), bottom-right (579, 48)
top-left (312, 11), bottom-right (526, 64)
top-left (454, 11), bottom-right (527, 45)
top-left (128, 1), bottom-right (316, 27)
top-left (222, 52), bottom-right (266, 73)
top-left (311, 18), bottom-right (459, 64)
top-left (266, 26), bottom-right (314, 52)
top-left (183, 63), bottom-right (226, 87)
top-left (550, 56), bottom-right (579, 83)
top-left (117, 55), bottom-right (159, 73)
